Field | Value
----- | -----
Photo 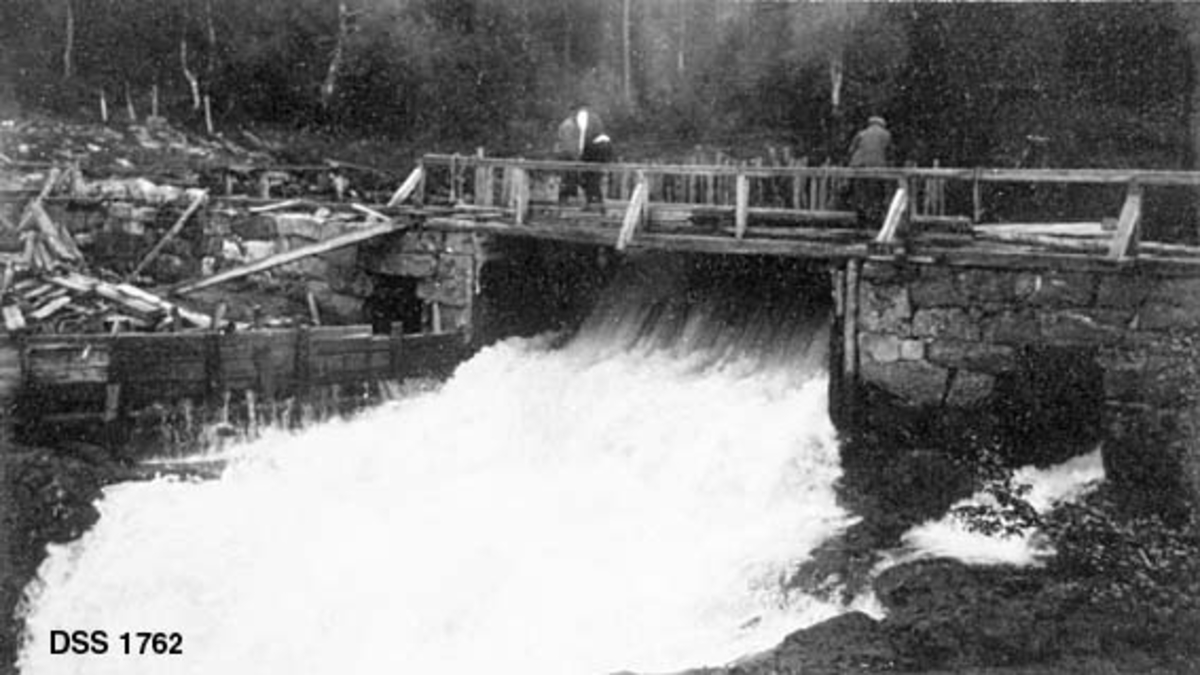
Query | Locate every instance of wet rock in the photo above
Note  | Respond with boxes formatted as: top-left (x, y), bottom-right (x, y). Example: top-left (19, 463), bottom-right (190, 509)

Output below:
top-left (724, 612), bottom-right (896, 675)
top-left (875, 559), bottom-right (1063, 670)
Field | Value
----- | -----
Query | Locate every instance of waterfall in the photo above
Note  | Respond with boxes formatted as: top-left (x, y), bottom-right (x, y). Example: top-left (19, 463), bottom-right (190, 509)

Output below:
top-left (18, 257), bottom-right (857, 675)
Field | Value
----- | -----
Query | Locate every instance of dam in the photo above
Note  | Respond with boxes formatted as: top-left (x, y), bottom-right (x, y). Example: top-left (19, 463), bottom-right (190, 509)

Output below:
top-left (8, 154), bottom-right (1200, 503)
top-left (4, 154), bottom-right (1200, 673)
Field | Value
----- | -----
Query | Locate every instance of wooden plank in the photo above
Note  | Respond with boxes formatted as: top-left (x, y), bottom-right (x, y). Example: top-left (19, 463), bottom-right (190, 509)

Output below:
top-left (1108, 184), bottom-right (1143, 261)
top-left (617, 174), bottom-right (648, 251)
top-left (126, 189), bottom-right (209, 281)
top-left (386, 165), bottom-right (425, 207)
top-left (172, 220), bottom-right (409, 295)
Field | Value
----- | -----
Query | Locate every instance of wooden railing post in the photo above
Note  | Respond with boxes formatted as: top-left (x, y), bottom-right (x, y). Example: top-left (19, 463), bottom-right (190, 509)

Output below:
top-left (1108, 182), bottom-right (1144, 261)
top-left (387, 165), bottom-right (425, 207)
top-left (617, 171), bottom-right (648, 251)
top-left (735, 173), bottom-right (750, 239)
top-left (511, 167), bottom-right (529, 226)
top-left (874, 182), bottom-right (910, 247)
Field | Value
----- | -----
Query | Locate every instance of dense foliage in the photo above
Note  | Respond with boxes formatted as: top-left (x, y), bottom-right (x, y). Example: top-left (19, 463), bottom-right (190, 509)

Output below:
top-left (3, 1), bottom-right (1200, 168)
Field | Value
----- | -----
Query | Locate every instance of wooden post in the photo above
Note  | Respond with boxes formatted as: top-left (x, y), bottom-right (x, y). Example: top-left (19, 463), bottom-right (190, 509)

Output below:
top-left (306, 290), bottom-right (321, 326)
top-left (295, 325), bottom-right (312, 397)
top-left (972, 169), bottom-right (983, 223)
top-left (389, 321), bottom-right (404, 379)
top-left (843, 259), bottom-right (860, 383)
top-left (735, 173), bottom-right (749, 239)
top-left (103, 383), bottom-right (121, 423)
top-left (512, 167), bottom-right (529, 226)
top-left (204, 94), bottom-right (214, 135)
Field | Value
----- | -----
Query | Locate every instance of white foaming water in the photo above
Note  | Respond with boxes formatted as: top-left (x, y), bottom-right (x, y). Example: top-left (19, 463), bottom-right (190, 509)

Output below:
top-left (895, 449), bottom-right (1106, 567)
top-left (18, 263), bottom-right (855, 675)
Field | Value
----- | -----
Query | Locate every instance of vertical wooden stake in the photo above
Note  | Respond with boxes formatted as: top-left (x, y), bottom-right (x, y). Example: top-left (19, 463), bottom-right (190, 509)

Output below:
top-left (152, 83), bottom-right (160, 118)
top-left (843, 259), bottom-right (860, 382)
top-left (735, 173), bottom-right (749, 239)
top-left (431, 302), bottom-right (443, 334)
top-left (306, 290), bottom-right (321, 326)
top-left (99, 89), bottom-right (108, 123)
top-left (204, 95), bottom-right (214, 135)
top-left (103, 383), bottom-right (121, 423)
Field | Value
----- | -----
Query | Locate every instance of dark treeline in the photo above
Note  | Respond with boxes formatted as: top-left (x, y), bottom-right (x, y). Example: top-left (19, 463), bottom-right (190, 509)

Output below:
top-left (2, 1), bottom-right (1200, 168)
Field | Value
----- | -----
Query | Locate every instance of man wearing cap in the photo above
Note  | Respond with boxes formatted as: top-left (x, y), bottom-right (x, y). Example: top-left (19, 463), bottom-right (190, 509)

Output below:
top-left (556, 105), bottom-right (613, 213)
top-left (847, 115), bottom-right (894, 229)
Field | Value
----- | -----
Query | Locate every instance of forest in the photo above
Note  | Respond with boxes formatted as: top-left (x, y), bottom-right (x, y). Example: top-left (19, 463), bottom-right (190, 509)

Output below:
top-left (2, 1), bottom-right (1200, 171)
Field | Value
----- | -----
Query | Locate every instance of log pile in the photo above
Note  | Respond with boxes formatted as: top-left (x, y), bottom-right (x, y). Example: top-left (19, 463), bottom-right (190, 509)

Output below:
top-left (0, 166), bottom-right (212, 335)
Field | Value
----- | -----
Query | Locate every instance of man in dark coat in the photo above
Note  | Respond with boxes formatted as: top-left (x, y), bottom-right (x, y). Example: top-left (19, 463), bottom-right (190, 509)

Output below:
top-left (847, 115), bottom-right (894, 229)
top-left (556, 106), bottom-right (613, 212)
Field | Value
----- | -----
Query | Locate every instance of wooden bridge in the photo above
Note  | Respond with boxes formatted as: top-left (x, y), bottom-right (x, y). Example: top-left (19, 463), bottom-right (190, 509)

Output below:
top-left (382, 153), bottom-right (1200, 274)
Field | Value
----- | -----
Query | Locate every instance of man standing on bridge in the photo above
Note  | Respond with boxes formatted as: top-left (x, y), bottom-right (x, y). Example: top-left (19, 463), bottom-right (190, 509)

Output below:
top-left (847, 115), bottom-right (894, 230)
top-left (556, 104), bottom-right (614, 213)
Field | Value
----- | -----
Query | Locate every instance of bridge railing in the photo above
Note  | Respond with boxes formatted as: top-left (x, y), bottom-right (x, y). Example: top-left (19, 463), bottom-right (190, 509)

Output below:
top-left (414, 153), bottom-right (1200, 264)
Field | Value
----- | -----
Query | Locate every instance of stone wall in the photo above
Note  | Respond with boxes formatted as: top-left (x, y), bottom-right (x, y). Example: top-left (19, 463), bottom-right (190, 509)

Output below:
top-left (45, 193), bottom-right (484, 332)
top-left (846, 260), bottom-right (1200, 508)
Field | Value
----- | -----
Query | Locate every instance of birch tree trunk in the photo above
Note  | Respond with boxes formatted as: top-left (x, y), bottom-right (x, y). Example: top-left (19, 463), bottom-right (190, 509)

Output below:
top-left (320, 3), bottom-right (350, 110)
top-left (62, 0), bottom-right (75, 79)
top-left (622, 0), bottom-right (633, 106)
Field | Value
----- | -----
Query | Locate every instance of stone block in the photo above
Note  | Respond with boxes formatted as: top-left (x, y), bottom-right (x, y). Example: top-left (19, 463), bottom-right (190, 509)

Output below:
top-left (860, 360), bottom-right (949, 407)
top-left (859, 283), bottom-right (912, 333)
top-left (909, 271), bottom-right (964, 307)
top-left (927, 340), bottom-right (1017, 374)
top-left (861, 261), bottom-right (905, 283)
top-left (1138, 301), bottom-right (1200, 332)
top-left (437, 254), bottom-right (476, 278)
top-left (417, 276), bottom-right (472, 307)
top-left (241, 239), bottom-right (279, 262)
top-left (982, 310), bottom-right (1039, 345)
top-left (911, 308), bottom-right (980, 341)
top-left (1039, 309), bottom-right (1129, 346)
top-left (271, 213), bottom-right (325, 241)
top-left (374, 253), bottom-right (437, 277)
top-left (232, 215), bottom-right (277, 240)
top-left (1095, 273), bottom-right (1152, 308)
top-left (959, 269), bottom-right (1018, 304)
top-left (899, 339), bottom-right (925, 361)
top-left (403, 230), bottom-right (444, 253)
top-left (860, 333), bottom-right (902, 363)
top-left (1014, 272), bottom-right (1095, 307)
top-left (278, 255), bottom-right (329, 279)
top-left (1144, 277), bottom-right (1200, 309)
top-left (945, 370), bottom-right (996, 407)
top-left (443, 233), bottom-right (477, 255)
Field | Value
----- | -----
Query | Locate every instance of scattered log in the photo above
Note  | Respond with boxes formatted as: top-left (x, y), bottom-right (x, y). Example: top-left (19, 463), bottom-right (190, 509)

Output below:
top-left (173, 219), bottom-right (410, 295)
top-left (28, 296), bottom-right (72, 321)
top-left (2, 305), bottom-right (26, 331)
top-left (126, 189), bottom-right (209, 281)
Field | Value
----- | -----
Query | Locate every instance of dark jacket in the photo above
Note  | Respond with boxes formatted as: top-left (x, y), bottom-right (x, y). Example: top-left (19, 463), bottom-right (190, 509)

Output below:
top-left (556, 108), bottom-right (606, 160)
top-left (848, 121), bottom-right (893, 167)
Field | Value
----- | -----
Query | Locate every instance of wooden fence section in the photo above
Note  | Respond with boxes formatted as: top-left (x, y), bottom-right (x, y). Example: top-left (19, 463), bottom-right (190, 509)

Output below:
top-left (411, 154), bottom-right (1200, 272)
top-left (18, 327), bottom-right (470, 422)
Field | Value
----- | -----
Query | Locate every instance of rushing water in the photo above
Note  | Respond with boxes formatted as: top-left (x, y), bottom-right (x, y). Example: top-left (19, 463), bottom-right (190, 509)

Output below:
top-left (18, 259), bottom-right (861, 675)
